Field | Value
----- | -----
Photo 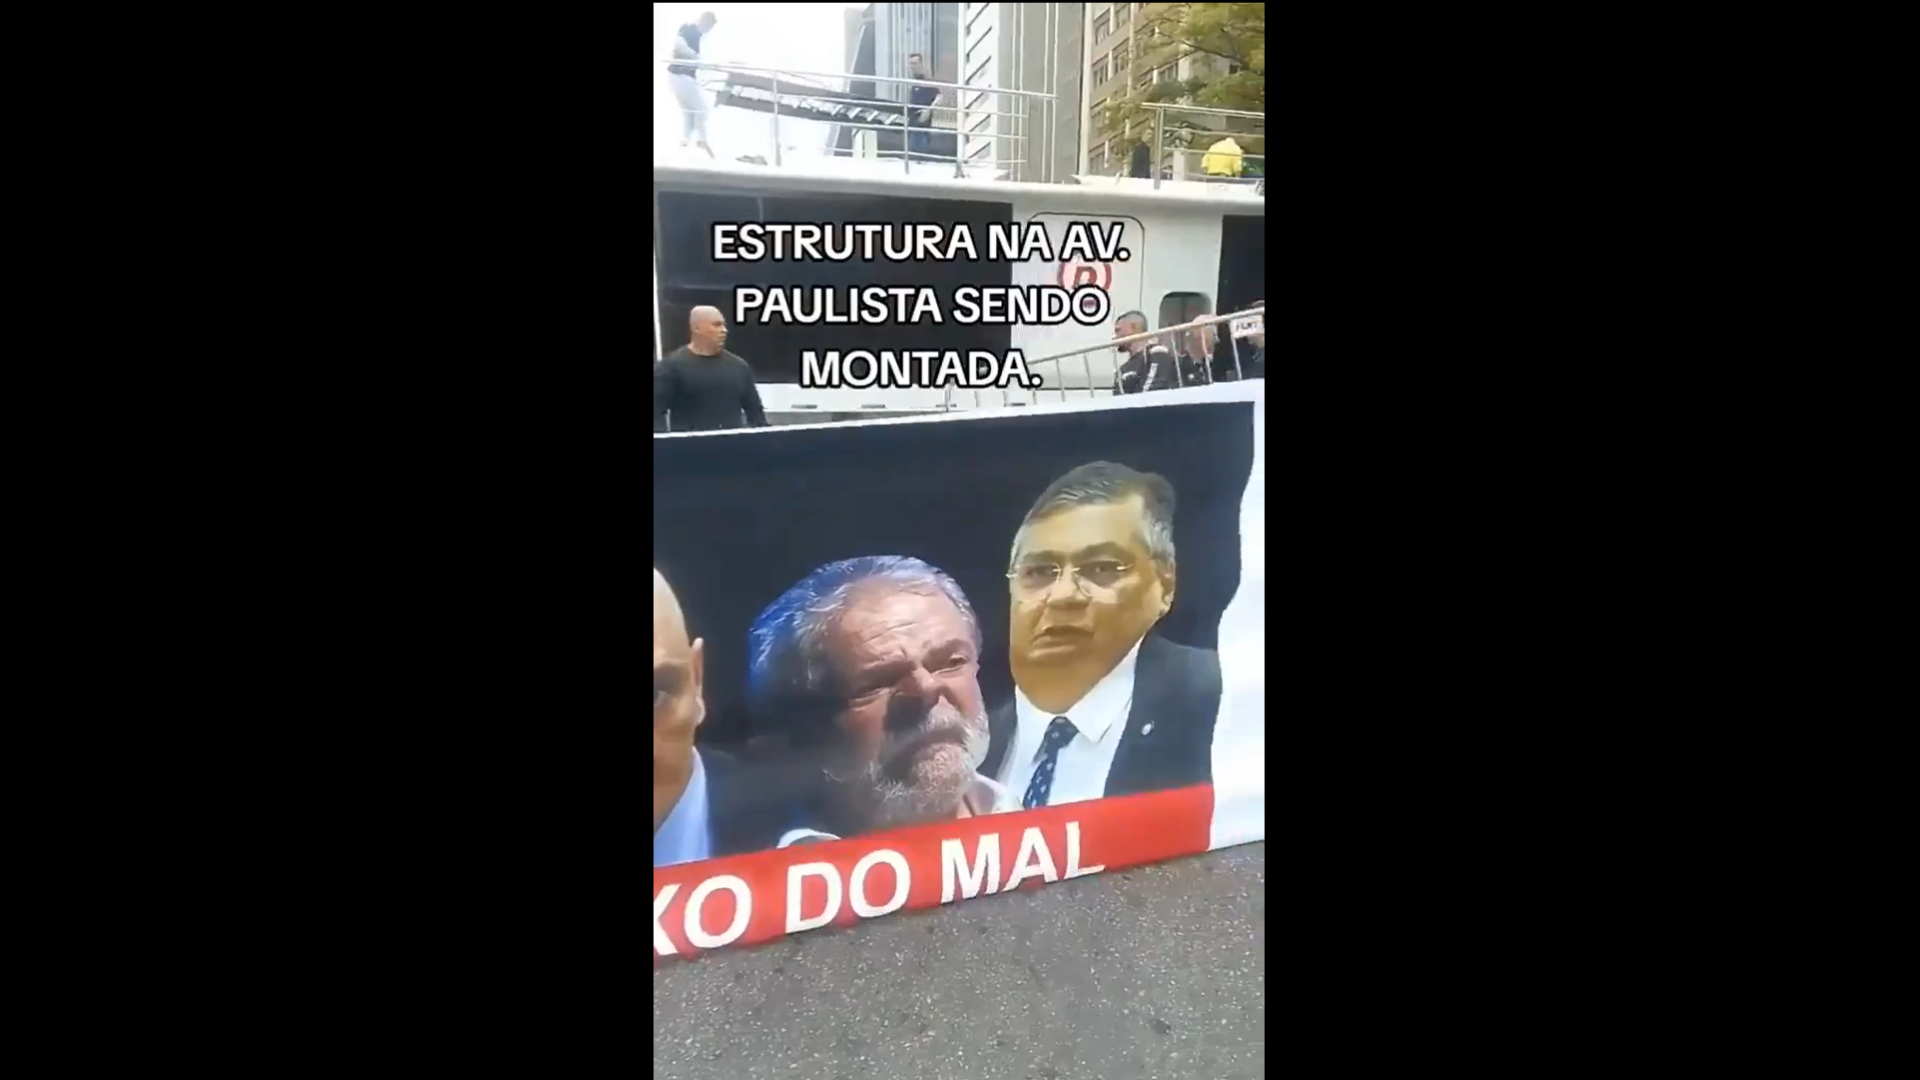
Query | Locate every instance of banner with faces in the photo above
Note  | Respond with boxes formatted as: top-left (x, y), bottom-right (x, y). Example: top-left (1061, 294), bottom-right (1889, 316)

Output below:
top-left (653, 383), bottom-right (1266, 954)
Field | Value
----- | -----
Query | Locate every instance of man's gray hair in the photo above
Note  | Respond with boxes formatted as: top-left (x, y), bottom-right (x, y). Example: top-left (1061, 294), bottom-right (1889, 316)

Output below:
top-left (1010, 461), bottom-right (1178, 566)
top-left (747, 555), bottom-right (981, 707)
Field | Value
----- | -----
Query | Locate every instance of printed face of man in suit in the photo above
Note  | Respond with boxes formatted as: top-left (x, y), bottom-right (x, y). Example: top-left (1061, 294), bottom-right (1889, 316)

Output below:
top-left (653, 569), bottom-right (706, 833)
top-left (1009, 495), bottom-right (1176, 687)
top-left (817, 583), bottom-right (990, 829)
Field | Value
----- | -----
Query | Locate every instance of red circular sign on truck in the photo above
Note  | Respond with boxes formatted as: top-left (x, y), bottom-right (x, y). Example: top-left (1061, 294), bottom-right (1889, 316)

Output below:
top-left (1057, 261), bottom-right (1114, 291)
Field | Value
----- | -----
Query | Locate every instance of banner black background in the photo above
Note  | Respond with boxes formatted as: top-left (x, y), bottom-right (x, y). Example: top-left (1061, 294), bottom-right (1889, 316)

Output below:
top-left (654, 399), bottom-right (1256, 746)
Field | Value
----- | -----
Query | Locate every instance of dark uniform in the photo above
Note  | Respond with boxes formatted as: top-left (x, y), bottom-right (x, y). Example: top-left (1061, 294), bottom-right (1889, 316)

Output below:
top-left (654, 348), bottom-right (769, 432)
top-left (1115, 344), bottom-right (1180, 394)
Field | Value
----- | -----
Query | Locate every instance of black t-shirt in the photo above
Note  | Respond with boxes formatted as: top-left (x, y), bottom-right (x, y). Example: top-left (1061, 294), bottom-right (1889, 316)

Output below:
top-left (1129, 142), bottom-right (1152, 178)
top-left (908, 83), bottom-right (938, 126)
top-left (670, 24), bottom-right (702, 77)
top-left (654, 347), bottom-right (769, 432)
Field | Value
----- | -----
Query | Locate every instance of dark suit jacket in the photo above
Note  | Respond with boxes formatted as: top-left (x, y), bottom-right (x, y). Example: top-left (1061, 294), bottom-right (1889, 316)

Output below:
top-left (701, 746), bottom-right (818, 857)
top-left (982, 634), bottom-right (1221, 800)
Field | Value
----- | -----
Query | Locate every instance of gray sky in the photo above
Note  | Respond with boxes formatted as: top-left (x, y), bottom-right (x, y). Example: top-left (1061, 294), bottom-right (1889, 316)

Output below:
top-left (654, 2), bottom-right (866, 162)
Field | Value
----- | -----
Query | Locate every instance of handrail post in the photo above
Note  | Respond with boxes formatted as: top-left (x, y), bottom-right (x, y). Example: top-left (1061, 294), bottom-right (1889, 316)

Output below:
top-left (1049, 95), bottom-right (1058, 183)
top-left (953, 87), bottom-right (965, 179)
top-left (771, 74), bottom-right (782, 167)
top-left (1152, 109), bottom-right (1164, 190)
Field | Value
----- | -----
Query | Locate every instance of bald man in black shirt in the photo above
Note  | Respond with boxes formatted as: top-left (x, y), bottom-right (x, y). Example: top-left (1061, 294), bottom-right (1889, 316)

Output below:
top-left (654, 306), bottom-right (769, 432)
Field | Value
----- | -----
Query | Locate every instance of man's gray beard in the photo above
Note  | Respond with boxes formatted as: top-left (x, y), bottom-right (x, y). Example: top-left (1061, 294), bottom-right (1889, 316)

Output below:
top-left (825, 709), bottom-right (989, 833)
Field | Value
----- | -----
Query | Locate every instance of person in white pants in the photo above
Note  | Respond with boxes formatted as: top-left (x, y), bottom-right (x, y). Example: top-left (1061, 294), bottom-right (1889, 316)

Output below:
top-left (669, 12), bottom-right (716, 157)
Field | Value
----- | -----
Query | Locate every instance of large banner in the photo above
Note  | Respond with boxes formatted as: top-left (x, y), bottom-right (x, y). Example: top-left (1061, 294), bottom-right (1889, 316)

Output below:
top-left (653, 382), bottom-right (1266, 959)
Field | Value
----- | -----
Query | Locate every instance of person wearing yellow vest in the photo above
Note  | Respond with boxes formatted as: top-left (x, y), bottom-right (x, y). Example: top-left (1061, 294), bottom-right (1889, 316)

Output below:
top-left (1201, 137), bottom-right (1245, 177)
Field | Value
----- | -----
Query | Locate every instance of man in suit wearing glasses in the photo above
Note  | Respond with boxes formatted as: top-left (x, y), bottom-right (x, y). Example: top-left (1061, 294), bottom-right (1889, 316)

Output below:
top-left (982, 462), bottom-right (1222, 810)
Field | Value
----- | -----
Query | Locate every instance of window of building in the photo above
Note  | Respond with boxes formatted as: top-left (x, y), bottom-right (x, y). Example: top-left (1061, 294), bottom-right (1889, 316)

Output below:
top-left (1159, 292), bottom-right (1215, 379)
top-left (1160, 292), bottom-right (1213, 329)
top-left (1114, 48), bottom-right (1129, 76)
top-left (1093, 12), bottom-right (1110, 40)
top-left (1227, 61), bottom-right (1244, 75)
top-left (1157, 64), bottom-right (1177, 84)
top-left (1091, 56), bottom-right (1109, 85)
top-left (1115, 3), bottom-right (1130, 27)
top-left (1138, 69), bottom-right (1153, 92)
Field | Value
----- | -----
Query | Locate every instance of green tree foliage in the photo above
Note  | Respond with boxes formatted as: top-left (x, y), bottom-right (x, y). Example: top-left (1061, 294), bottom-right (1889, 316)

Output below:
top-left (1103, 2), bottom-right (1265, 169)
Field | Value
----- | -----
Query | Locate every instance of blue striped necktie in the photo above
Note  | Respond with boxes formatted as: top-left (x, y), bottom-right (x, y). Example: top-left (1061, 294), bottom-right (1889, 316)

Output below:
top-left (1022, 716), bottom-right (1079, 810)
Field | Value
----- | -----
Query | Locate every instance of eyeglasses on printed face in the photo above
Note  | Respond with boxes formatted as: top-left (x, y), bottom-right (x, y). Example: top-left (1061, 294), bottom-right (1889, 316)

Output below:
top-left (1006, 558), bottom-right (1134, 597)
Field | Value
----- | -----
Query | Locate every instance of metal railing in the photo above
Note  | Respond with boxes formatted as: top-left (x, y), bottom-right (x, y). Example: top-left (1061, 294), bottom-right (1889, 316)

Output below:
top-left (1138, 101), bottom-right (1265, 189)
top-left (658, 57), bottom-right (1056, 179)
top-left (941, 305), bottom-right (1266, 411)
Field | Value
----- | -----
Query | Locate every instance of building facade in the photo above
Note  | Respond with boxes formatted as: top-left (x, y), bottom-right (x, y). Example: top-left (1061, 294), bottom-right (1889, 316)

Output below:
top-left (839, 2), bottom-right (961, 100)
top-left (958, 2), bottom-right (1083, 182)
top-left (874, 2), bottom-right (958, 101)
top-left (953, 3), bottom-right (1259, 182)
top-left (1081, 2), bottom-right (1258, 179)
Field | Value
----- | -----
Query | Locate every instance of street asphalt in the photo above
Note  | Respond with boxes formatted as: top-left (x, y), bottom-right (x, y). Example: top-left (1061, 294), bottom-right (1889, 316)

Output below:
top-left (654, 842), bottom-right (1266, 1080)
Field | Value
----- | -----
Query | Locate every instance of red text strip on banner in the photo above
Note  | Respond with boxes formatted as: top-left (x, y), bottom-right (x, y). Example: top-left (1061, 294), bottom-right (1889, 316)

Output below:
top-left (653, 783), bottom-right (1214, 961)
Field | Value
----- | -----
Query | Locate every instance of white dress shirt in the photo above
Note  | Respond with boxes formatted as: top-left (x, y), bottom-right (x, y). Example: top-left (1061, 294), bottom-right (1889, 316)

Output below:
top-left (998, 639), bottom-right (1142, 807)
top-left (654, 749), bottom-right (713, 868)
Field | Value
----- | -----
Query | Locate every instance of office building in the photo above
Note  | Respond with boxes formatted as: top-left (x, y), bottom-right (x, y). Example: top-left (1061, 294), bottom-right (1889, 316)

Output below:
top-left (1085, 4), bottom-right (1259, 178)
top-left (958, 2), bottom-right (1081, 181)
top-left (959, 3), bottom-right (1259, 182)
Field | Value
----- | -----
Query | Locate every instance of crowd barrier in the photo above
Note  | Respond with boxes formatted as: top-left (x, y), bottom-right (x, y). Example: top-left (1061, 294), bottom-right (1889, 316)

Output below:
top-left (653, 381), bottom-right (1267, 960)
